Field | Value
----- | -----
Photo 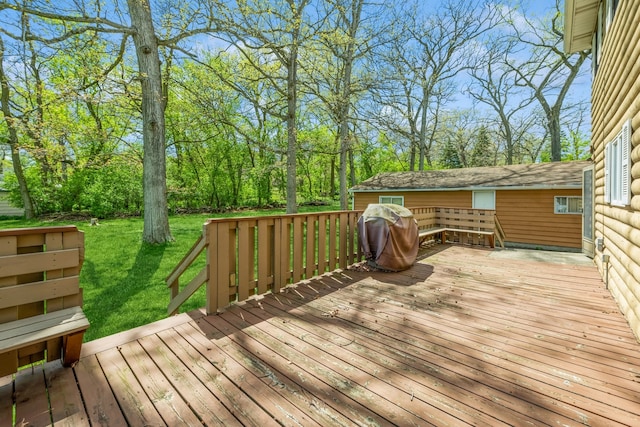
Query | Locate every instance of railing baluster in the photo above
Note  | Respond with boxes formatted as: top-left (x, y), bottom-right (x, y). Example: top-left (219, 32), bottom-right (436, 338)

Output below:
top-left (257, 218), bottom-right (272, 294)
top-left (306, 216), bottom-right (317, 279)
top-left (237, 220), bottom-right (251, 302)
top-left (339, 212), bottom-right (348, 269)
top-left (317, 214), bottom-right (327, 274)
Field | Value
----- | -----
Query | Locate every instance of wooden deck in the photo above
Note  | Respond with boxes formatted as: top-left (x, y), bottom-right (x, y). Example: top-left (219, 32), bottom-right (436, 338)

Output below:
top-left (2, 244), bottom-right (640, 426)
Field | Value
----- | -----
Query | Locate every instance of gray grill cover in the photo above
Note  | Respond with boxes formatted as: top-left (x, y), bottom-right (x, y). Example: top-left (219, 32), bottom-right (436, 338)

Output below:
top-left (357, 204), bottom-right (419, 271)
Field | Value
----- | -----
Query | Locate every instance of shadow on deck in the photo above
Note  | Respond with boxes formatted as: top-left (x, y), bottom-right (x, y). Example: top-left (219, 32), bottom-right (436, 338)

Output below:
top-left (2, 244), bottom-right (640, 426)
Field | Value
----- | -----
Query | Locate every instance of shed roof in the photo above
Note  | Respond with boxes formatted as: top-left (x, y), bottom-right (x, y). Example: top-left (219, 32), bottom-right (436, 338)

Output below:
top-left (350, 161), bottom-right (590, 193)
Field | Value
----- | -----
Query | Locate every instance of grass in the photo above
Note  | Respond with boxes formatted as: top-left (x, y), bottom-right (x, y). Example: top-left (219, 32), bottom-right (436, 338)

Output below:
top-left (0, 203), bottom-right (341, 342)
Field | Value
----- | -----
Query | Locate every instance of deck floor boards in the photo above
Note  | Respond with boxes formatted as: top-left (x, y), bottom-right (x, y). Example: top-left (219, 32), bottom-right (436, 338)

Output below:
top-left (2, 244), bottom-right (640, 426)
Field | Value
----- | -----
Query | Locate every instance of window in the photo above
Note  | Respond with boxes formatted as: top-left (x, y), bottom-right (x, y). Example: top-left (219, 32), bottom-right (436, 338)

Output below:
top-left (606, 0), bottom-right (619, 30)
top-left (593, 0), bottom-right (619, 78)
top-left (605, 119), bottom-right (632, 207)
top-left (555, 196), bottom-right (582, 214)
top-left (379, 195), bottom-right (404, 206)
top-left (472, 191), bottom-right (495, 210)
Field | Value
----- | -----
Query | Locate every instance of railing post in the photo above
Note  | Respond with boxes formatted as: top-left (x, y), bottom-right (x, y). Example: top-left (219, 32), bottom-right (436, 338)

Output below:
top-left (205, 221), bottom-right (217, 314)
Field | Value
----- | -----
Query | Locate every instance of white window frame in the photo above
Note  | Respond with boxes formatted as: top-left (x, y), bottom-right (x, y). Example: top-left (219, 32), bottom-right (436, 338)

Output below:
top-left (554, 196), bottom-right (582, 214)
top-left (605, 119), bottom-right (632, 207)
top-left (472, 190), bottom-right (496, 210)
top-left (596, 3), bottom-right (603, 67)
top-left (606, 0), bottom-right (619, 31)
top-left (379, 195), bottom-right (404, 206)
top-left (591, 32), bottom-right (598, 78)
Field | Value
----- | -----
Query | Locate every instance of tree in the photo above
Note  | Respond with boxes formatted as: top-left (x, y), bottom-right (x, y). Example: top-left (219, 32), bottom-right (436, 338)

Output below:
top-left (468, 37), bottom-right (536, 165)
top-left (306, 0), bottom-right (392, 209)
top-left (562, 107), bottom-right (591, 161)
top-left (470, 125), bottom-right (496, 167)
top-left (500, 0), bottom-right (590, 162)
top-left (0, 0), bottom-right (224, 242)
top-left (438, 110), bottom-right (481, 168)
top-left (379, 0), bottom-right (498, 171)
top-left (211, 0), bottom-right (316, 214)
top-left (126, 0), bottom-right (172, 242)
top-left (439, 139), bottom-right (462, 169)
top-left (0, 37), bottom-right (35, 218)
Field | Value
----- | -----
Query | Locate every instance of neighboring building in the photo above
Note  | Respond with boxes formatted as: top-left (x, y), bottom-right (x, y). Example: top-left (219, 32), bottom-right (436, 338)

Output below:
top-left (0, 189), bottom-right (24, 217)
top-left (565, 0), bottom-right (640, 340)
top-left (350, 161), bottom-right (590, 251)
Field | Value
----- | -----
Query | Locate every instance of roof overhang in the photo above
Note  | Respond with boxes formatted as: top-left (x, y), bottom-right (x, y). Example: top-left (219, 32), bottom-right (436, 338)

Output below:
top-left (350, 185), bottom-right (582, 193)
top-left (564, 0), bottom-right (599, 53)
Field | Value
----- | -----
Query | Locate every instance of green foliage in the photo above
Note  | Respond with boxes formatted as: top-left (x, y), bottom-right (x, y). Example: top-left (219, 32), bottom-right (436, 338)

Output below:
top-left (470, 126), bottom-right (495, 167)
top-left (297, 126), bottom-right (337, 201)
top-left (561, 129), bottom-right (591, 161)
top-left (5, 168), bottom-right (53, 215)
top-left (439, 139), bottom-right (462, 169)
top-left (4, 152), bottom-right (143, 217)
top-left (78, 157), bottom-right (144, 217)
top-left (0, 1), bottom-right (590, 220)
top-left (357, 133), bottom-right (408, 180)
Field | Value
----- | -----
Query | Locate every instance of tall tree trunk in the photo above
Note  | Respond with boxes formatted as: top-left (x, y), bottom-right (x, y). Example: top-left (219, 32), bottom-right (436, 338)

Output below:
top-left (329, 154), bottom-right (336, 200)
top-left (348, 148), bottom-right (356, 188)
top-left (127, 0), bottom-right (173, 243)
top-left (501, 110), bottom-right (514, 165)
top-left (418, 88), bottom-right (428, 171)
top-left (336, 0), bottom-right (362, 210)
top-left (0, 38), bottom-right (35, 218)
top-left (339, 124), bottom-right (348, 209)
top-left (409, 140), bottom-right (416, 171)
top-left (9, 140), bottom-right (36, 218)
top-left (286, 43), bottom-right (298, 214)
top-left (548, 110), bottom-right (562, 162)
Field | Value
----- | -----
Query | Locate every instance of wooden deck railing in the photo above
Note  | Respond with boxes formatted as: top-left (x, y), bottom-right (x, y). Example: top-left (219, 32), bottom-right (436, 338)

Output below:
top-left (167, 211), bottom-right (362, 315)
top-left (167, 206), bottom-right (505, 315)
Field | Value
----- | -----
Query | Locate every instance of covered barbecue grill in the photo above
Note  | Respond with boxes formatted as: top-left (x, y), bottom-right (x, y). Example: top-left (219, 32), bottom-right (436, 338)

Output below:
top-left (357, 203), bottom-right (419, 271)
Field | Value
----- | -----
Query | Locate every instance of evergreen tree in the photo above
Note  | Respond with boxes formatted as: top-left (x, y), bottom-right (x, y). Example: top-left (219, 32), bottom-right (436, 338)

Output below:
top-left (440, 139), bottom-right (462, 169)
top-left (470, 126), bottom-right (495, 167)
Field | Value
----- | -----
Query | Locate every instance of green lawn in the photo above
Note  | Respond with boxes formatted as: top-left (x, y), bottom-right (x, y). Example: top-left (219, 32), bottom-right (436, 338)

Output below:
top-left (0, 204), bottom-right (340, 342)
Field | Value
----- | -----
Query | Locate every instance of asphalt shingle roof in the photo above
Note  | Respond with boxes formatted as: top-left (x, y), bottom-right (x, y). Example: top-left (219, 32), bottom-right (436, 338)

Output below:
top-left (351, 161), bottom-right (590, 192)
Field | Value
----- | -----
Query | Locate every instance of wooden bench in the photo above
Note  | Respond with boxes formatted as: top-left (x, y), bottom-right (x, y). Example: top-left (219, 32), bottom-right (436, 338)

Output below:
top-left (418, 227), bottom-right (447, 245)
top-left (0, 226), bottom-right (89, 377)
top-left (412, 207), bottom-right (502, 248)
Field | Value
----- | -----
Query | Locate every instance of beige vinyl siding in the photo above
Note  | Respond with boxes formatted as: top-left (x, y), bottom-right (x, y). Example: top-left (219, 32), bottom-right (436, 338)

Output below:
top-left (353, 188), bottom-right (581, 249)
top-left (591, 1), bottom-right (640, 338)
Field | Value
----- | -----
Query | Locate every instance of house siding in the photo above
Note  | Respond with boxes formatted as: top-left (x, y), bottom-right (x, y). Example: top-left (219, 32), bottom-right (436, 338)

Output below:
top-left (0, 191), bottom-right (24, 217)
top-left (495, 189), bottom-right (582, 249)
top-left (591, 1), bottom-right (640, 339)
top-left (354, 191), bottom-right (471, 210)
top-left (353, 188), bottom-right (582, 249)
